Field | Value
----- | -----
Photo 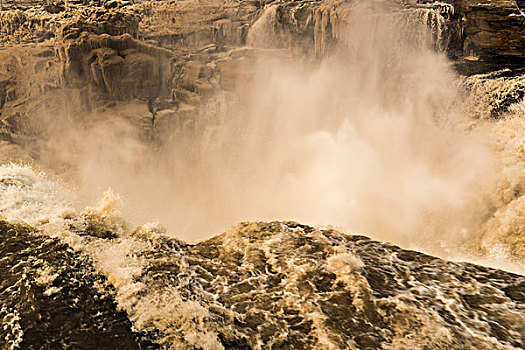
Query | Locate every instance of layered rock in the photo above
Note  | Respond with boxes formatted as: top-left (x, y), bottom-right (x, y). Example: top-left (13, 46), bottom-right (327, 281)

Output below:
top-left (1, 0), bottom-right (523, 145)
top-left (136, 0), bottom-right (256, 50)
top-left (57, 33), bottom-right (172, 101)
top-left (0, 45), bottom-right (60, 146)
top-left (455, 0), bottom-right (525, 60)
top-left (0, 8), bottom-right (59, 45)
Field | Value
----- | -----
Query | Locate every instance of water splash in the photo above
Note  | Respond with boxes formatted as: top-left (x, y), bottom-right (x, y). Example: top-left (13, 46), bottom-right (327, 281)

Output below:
top-left (0, 163), bottom-right (224, 349)
top-left (0, 163), bottom-right (76, 226)
top-left (0, 164), bottom-right (523, 348)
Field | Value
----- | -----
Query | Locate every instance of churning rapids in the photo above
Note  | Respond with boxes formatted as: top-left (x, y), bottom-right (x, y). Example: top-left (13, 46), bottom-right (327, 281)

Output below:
top-left (1, 1), bottom-right (525, 349)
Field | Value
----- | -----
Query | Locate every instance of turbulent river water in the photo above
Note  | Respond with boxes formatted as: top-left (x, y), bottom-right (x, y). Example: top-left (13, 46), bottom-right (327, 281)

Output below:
top-left (1, 2), bottom-right (525, 349)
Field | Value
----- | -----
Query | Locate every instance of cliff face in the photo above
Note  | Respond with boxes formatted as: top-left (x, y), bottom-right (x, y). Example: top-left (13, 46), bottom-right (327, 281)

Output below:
top-left (1, 0), bottom-right (524, 145)
top-left (455, 0), bottom-right (525, 60)
top-left (0, 1), bottom-right (262, 148)
top-left (265, 0), bottom-right (525, 65)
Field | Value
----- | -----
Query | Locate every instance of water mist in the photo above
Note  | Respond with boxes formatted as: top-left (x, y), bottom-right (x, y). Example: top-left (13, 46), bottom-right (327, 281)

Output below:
top-left (37, 5), bottom-right (499, 261)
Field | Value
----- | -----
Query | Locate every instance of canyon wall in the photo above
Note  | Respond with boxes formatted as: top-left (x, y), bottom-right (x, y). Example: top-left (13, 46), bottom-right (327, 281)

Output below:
top-left (1, 0), bottom-right (524, 146)
top-left (456, 0), bottom-right (525, 60)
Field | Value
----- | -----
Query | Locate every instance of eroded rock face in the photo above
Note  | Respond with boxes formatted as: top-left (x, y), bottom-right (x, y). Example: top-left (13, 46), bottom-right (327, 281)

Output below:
top-left (53, 6), bottom-right (171, 102)
top-left (57, 32), bottom-right (172, 100)
top-left (0, 0), bottom-right (523, 148)
top-left (455, 0), bottom-right (525, 60)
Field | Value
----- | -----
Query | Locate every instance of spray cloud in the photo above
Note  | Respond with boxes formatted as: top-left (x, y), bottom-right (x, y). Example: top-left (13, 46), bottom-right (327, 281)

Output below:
top-left (32, 5), bottom-right (499, 260)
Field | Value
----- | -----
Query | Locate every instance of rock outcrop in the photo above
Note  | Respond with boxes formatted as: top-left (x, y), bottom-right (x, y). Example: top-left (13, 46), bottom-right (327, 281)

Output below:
top-left (455, 0), bottom-right (525, 60)
top-left (57, 32), bottom-right (172, 101)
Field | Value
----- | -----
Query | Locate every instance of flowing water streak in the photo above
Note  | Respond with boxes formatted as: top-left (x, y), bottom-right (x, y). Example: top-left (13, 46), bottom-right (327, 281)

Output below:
top-left (246, 5), bottom-right (278, 48)
top-left (404, 4), bottom-right (452, 52)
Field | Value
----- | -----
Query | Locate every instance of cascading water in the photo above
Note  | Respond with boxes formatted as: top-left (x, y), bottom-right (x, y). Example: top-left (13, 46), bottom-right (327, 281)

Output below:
top-left (1, 1), bottom-right (525, 349)
top-left (1, 164), bottom-right (524, 349)
top-left (246, 5), bottom-right (278, 48)
top-left (405, 4), bottom-right (453, 52)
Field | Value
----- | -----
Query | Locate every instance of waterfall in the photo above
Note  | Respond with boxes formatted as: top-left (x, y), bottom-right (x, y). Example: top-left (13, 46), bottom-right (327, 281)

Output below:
top-left (405, 4), bottom-right (453, 52)
top-left (246, 5), bottom-right (279, 48)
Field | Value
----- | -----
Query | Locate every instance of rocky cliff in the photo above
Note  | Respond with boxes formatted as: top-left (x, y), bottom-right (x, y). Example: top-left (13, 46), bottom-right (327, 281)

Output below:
top-left (0, 0), bottom-right (262, 148)
top-left (456, 0), bottom-right (525, 60)
top-left (1, 0), bottom-right (524, 145)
